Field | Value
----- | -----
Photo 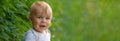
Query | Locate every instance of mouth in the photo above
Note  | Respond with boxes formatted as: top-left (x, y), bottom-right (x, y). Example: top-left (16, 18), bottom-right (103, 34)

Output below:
top-left (39, 25), bottom-right (46, 28)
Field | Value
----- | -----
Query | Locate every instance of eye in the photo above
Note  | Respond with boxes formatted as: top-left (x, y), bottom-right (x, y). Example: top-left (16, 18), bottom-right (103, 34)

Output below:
top-left (46, 17), bottom-right (50, 20)
top-left (37, 17), bottom-right (42, 19)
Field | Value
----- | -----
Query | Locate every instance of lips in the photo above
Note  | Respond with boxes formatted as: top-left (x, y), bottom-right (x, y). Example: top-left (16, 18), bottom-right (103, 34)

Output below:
top-left (39, 25), bottom-right (46, 28)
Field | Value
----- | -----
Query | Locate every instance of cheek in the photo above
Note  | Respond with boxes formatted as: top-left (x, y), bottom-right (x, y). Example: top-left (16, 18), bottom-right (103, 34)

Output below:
top-left (47, 21), bottom-right (51, 27)
top-left (35, 21), bottom-right (40, 25)
top-left (33, 20), bottom-right (40, 25)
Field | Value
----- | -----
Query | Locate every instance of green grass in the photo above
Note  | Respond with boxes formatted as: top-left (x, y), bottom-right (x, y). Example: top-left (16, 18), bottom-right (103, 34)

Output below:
top-left (0, 0), bottom-right (120, 41)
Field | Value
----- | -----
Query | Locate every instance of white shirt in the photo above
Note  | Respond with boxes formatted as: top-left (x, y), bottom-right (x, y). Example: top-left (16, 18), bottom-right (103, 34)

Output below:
top-left (24, 29), bottom-right (51, 41)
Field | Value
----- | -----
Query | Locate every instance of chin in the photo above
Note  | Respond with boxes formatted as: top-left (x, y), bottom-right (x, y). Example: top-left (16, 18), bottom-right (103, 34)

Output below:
top-left (38, 28), bottom-right (46, 32)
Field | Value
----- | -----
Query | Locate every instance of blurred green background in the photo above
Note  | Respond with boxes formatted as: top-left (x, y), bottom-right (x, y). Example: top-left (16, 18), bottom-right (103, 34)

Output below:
top-left (0, 0), bottom-right (120, 41)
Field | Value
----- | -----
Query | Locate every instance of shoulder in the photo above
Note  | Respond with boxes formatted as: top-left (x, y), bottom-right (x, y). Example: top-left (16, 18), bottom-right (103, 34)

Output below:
top-left (46, 29), bottom-right (51, 38)
top-left (24, 29), bottom-right (36, 41)
top-left (46, 29), bottom-right (51, 33)
top-left (25, 29), bottom-right (34, 36)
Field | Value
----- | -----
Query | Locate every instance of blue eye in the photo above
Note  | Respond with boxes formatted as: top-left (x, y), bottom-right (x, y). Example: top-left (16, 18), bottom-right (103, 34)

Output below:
top-left (46, 18), bottom-right (50, 20)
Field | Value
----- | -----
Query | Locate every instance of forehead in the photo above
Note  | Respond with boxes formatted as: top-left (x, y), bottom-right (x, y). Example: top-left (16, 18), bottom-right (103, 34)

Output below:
top-left (35, 7), bottom-right (52, 17)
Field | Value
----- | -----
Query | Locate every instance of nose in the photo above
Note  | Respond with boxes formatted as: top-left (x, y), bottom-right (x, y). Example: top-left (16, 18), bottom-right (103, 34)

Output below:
top-left (41, 18), bottom-right (46, 23)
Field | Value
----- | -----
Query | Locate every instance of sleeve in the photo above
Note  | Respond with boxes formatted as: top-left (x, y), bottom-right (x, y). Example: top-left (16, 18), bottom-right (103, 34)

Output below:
top-left (24, 31), bottom-right (36, 41)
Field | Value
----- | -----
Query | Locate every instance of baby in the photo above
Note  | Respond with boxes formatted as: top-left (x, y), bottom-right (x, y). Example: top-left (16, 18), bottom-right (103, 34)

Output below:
top-left (24, 1), bottom-right (52, 41)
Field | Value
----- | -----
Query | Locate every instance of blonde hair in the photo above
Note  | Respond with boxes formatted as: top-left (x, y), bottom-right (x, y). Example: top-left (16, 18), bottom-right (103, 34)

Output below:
top-left (29, 1), bottom-right (52, 16)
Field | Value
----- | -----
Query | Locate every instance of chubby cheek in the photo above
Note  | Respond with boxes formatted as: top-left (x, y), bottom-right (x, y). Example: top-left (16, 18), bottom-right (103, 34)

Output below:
top-left (46, 21), bottom-right (51, 28)
top-left (36, 22), bottom-right (40, 27)
top-left (31, 18), bottom-right (39, 27)
top-left (33, 20), bottom-right (40, 28)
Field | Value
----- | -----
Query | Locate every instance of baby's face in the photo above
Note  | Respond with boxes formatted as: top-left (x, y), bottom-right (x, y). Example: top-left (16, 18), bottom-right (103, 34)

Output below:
top-left (30, 8), bottom-right (52, 33)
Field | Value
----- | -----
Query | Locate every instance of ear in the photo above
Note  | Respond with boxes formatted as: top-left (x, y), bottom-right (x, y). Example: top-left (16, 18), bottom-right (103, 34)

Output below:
top-left (27, 12), bottom-right (32, 21)
top-left (29, 16), bottom-right (32, 22)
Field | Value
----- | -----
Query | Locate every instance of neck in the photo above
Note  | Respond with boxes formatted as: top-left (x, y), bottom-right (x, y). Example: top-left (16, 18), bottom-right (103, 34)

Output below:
top-left (33, 28), bottom-right (46, 34)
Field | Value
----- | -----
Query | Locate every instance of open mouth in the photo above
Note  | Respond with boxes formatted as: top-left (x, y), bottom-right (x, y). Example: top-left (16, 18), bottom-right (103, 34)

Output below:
top-left (39, 25), bottom-right (46, 28)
